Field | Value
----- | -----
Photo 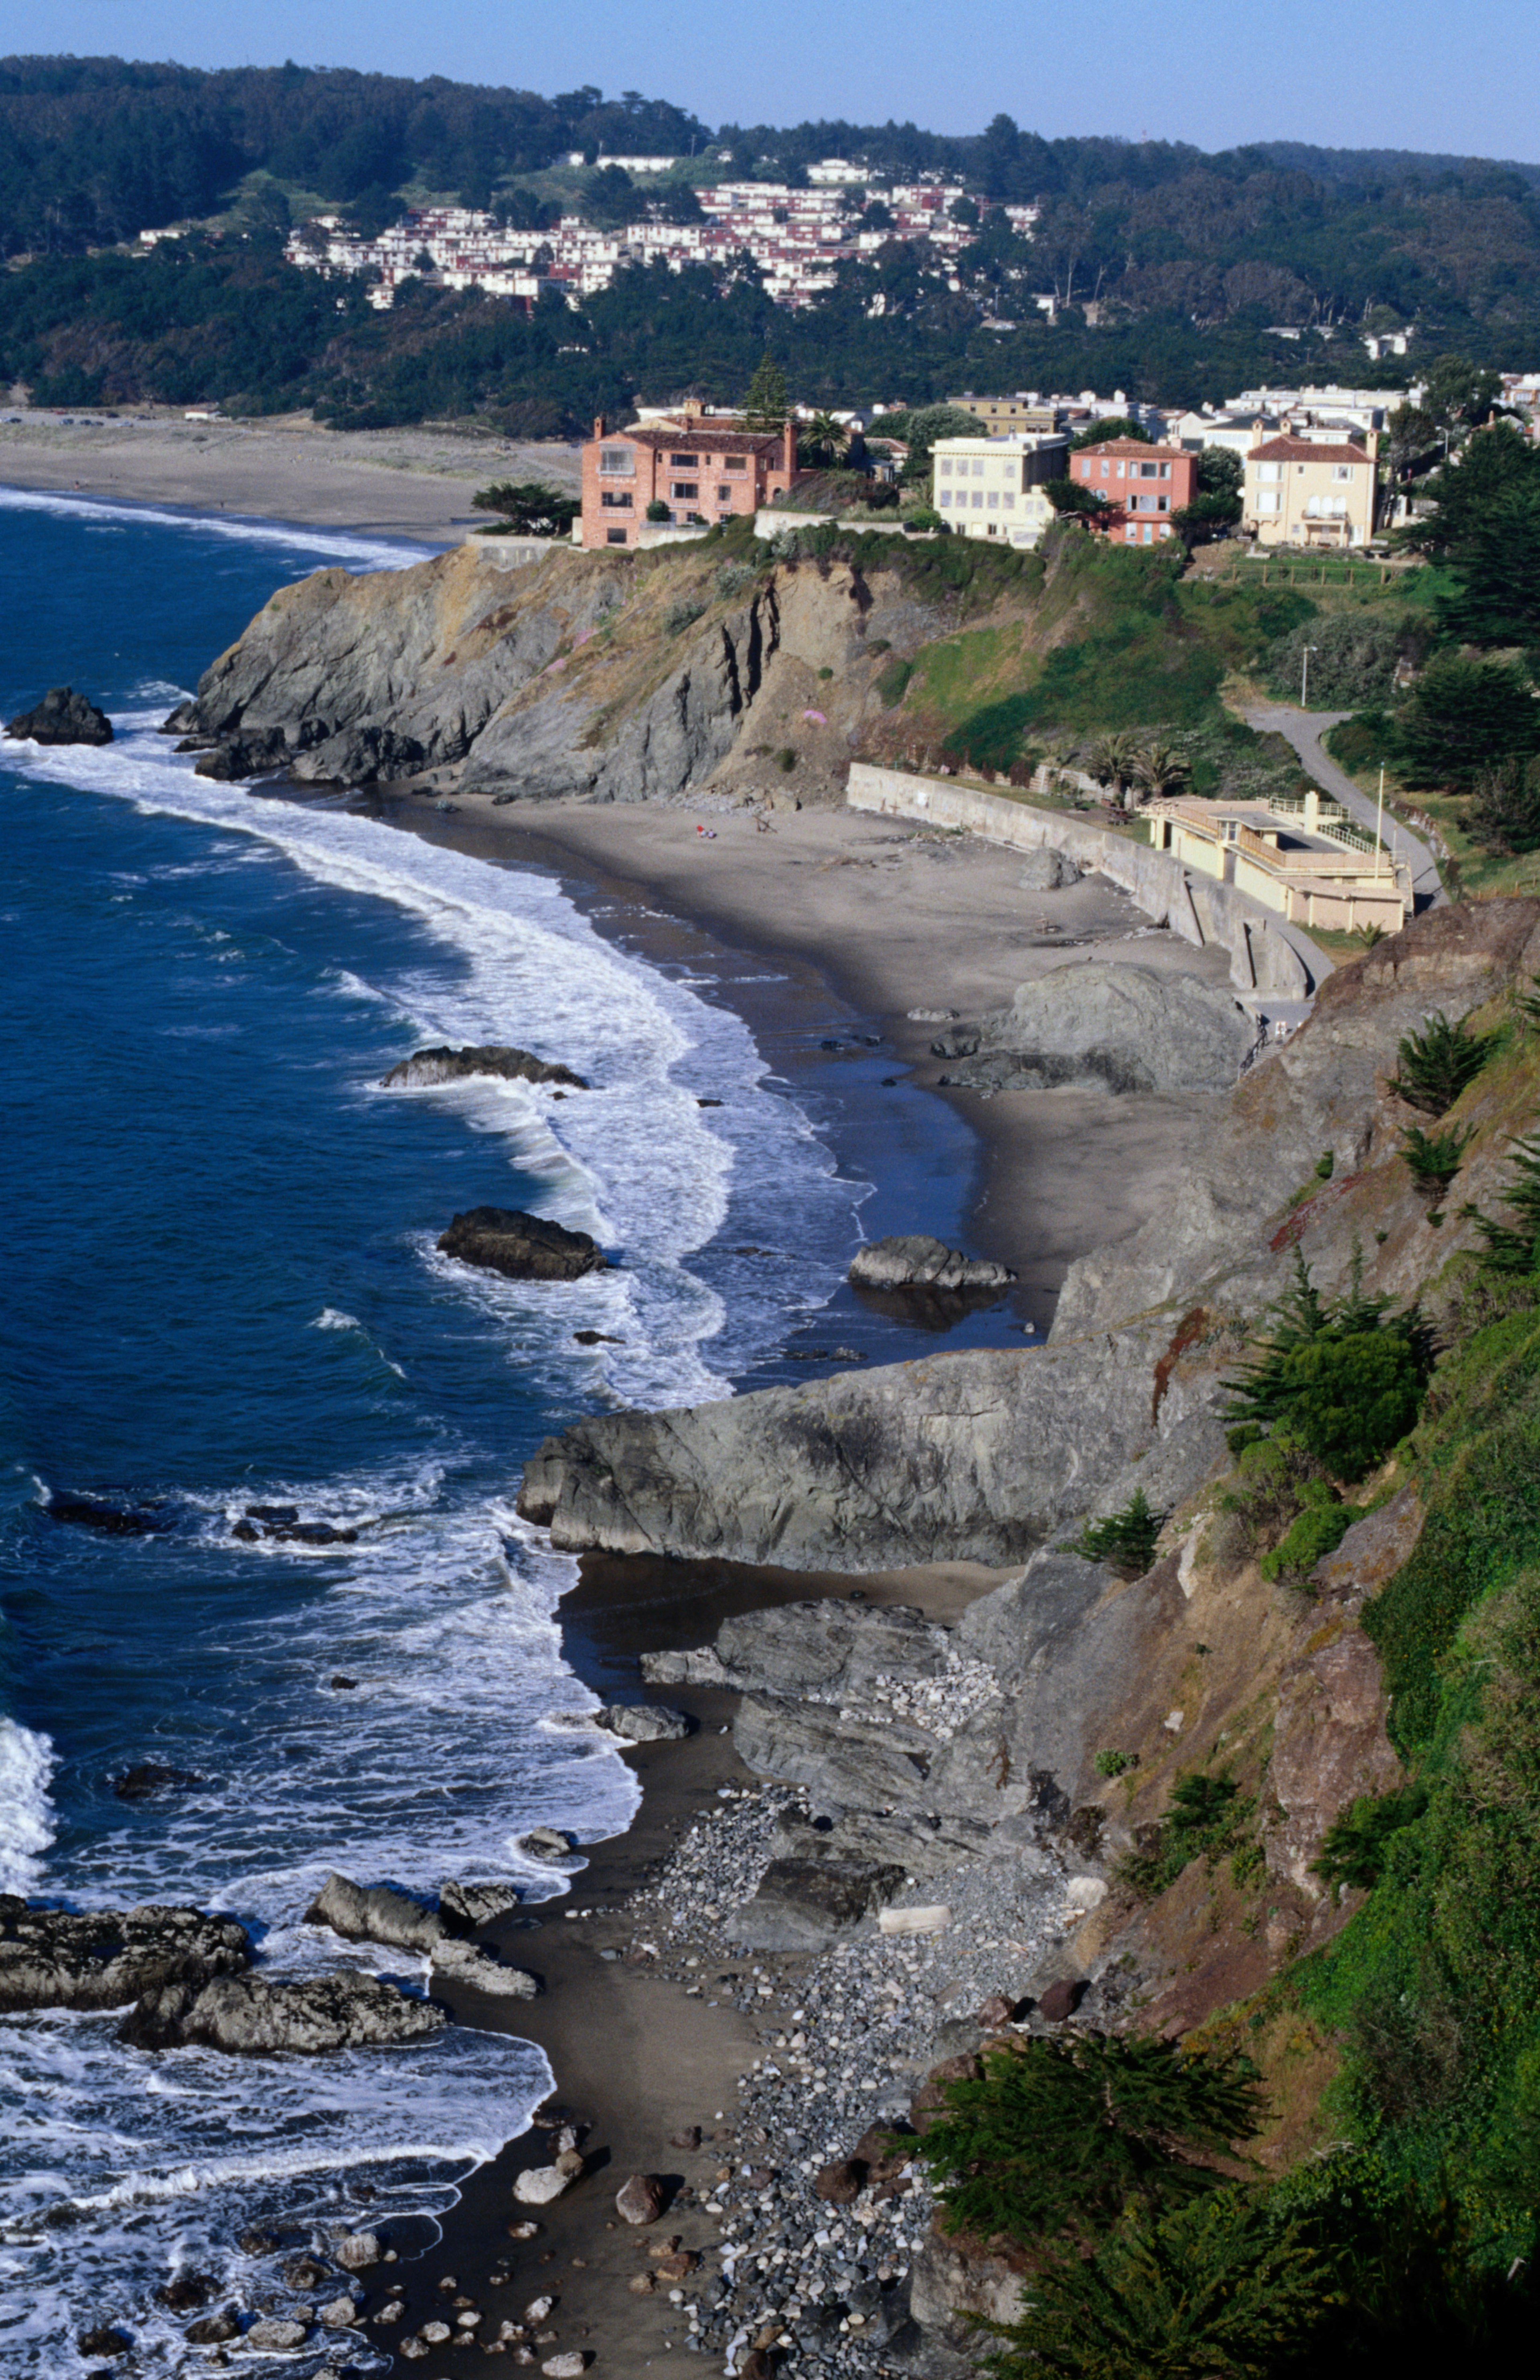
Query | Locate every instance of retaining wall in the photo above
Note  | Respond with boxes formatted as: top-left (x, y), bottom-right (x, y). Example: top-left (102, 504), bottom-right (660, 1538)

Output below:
top-left (846, 763), bottom-right (1322, 999)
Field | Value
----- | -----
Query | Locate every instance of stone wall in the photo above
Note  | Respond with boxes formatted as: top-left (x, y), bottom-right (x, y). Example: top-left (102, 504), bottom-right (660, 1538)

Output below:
top-left (846, 762), bottom-right (1319, 1000)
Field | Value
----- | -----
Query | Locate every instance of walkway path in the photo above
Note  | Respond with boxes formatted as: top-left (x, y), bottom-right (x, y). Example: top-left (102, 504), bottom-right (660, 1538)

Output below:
top-left (1244, 704), bottom-right (1447, 912)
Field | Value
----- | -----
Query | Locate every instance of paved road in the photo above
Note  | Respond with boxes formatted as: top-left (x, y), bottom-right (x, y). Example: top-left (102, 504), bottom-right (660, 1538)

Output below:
top-left (1244, 704), bottom-right (1447, 911)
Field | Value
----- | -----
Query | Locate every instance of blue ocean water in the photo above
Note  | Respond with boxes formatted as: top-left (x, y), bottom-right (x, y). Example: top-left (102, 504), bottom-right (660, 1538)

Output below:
top-left (0, 492), bottom-right (874, 2370)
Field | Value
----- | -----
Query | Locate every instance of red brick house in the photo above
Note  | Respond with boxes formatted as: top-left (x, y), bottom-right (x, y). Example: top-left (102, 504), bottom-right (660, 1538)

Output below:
top-left (579, 402), bottom-right (800, 548)
top-left (1067, 439), bottom-right (1197, 544)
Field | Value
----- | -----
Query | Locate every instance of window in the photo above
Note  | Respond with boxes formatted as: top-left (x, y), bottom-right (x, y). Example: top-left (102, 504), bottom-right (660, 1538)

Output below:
top-left (1256, 461), bottom-right (1282, 482)
top-left (973, 460), bottom-right (985, 477)
top-left (1333, 464), bottom-right (1355, 481)
top-left (1138, 461), bottom-right (1157, 478)
top-left (971, 490), bottom-right (983, 508)
top-left (606, 527), bottom-right (628, 543)
top-left (1157, 495), bottom-right (1168, 513)
top-left (1159, 462), bottom-right (1171, 478)
top-left (669, 452), bottom-right (699, 468)
top-left (716, 485), bottom-right (733, 502)
top-left (671, 481), bottom-right (699, 499)
top-left (1256, 491), bottom-right (1281, 514)
top-left (600, 491), bottom-right (633, 509)
top-left (1002, 492), bottom-right (1015, 509)
top-left (939, 490), bottom-right (953, 507)
top-left (939, 459), bottom-right (953, 476)
top-left (988, 491), bottom-right (999, 508)
top-left (1100, 460), bottom-right (1110, 477)
top-left (599, 446), bottom-right (634, 476)
top-left (722, 455), bottom-right (746, 473)
top-left (1116, 461), bottom-right (1126, 478)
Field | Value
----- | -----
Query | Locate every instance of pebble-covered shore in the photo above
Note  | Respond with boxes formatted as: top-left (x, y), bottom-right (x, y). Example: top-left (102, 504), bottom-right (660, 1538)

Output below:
top-left (571, 1776), bottom-right (1072, 2375)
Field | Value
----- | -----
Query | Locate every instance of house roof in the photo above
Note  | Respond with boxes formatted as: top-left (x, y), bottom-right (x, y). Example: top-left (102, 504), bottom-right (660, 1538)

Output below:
top-left (1248, 435), bottom-right (1368, 464)
top-left (1073, 438), bottom-right (1173, 459)
top-left (601, 422), bottom-right (783, 454)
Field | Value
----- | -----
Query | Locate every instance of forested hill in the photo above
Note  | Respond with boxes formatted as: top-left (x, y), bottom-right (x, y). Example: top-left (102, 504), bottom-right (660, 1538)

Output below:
top-left (2, 55), bottom-right (1539, 427)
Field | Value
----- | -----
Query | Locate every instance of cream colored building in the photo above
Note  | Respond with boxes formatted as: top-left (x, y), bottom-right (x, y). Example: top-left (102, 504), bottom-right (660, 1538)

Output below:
top-left (1147, 788), bottom-right (1410, 934)
top-left (932, 433), bottom-right (1069, 547)
top-left (1243, 431), bottom-right (1379, 547)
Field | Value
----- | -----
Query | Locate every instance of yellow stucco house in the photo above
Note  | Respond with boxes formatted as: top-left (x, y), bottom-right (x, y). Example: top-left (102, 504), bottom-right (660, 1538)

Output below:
top-left (1243, 430), bottom-right (1379, 547)
top-left (1147, 788), bottom-right (1411, 934)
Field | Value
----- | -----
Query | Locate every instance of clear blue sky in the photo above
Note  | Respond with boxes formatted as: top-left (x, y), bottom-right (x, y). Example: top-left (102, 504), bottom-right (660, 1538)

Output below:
top-left (10, 0), bottom-right (1538, 163)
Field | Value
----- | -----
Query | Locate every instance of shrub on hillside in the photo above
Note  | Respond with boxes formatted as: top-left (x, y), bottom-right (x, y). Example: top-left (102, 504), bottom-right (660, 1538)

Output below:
top-left (914, 2033), bottom-right (1265, 2248)
top-left (1268, 611), bottom-right (1410, 709)
top-left (1225, 1255), bottom-right (1432, 1483)
top-left (1388, 1010), bottom-right (1497, 1115)
top-left (1069, 1488), bottom-right (1163, 1577)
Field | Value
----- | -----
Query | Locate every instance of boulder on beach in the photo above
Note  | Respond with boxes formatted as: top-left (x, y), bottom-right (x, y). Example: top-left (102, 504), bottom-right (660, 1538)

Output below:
top-left (304, 1870), bottom-right (443, 1955)
top-left (5, 686), bottom-right (113, 745)
top-left (430, 1937), bottom-right (540, 1998)
top-left (437, 1207), bottom-right (609, 1283)
top-left (0, 1898), bottom-right (250, 2013)
top-left (1017, 848), bottom-right (1082, 890)
top-left (595, 1703), bottom-right (693, 1744)
top-left (513, 2163), bottom-right (573, 2206)
top-left (615, 2171), bottom-right (666, 2226)
top-left (383, 1044), bottom-right (588, 1092)
top-left (939, 963), bottom-right (1256, 1098)
top-left (728, 1855), bottom-right (907, 1951)
top-left (849, 1234), bottom-right (1015, 1294)
top-left (113, 1762), bottom-right (202, 1802)
top-left (116, 1969), bottom-right (446, 2054)
top-left (438, 1878), bottom-right (524, 1930)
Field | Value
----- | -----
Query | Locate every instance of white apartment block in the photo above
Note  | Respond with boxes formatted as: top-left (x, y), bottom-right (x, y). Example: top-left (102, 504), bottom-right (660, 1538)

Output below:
top-left (931, 434), bottom-right (1069, 547)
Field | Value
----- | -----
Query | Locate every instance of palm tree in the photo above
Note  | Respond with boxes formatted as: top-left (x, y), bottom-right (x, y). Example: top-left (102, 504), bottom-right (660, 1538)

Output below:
top-left (1129, 740), bottom-right (1194, 805)
top-left (799, 410), bottom-right (849, 468)
top-left (1086, 731), bottom-right (1141, 807)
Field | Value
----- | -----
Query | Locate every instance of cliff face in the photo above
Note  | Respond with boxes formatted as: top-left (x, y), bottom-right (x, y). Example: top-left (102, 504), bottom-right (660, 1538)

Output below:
top-left (180, 538), bottom-right (961, 807)
top-left (521, 900), bottom-right (1540, 1572)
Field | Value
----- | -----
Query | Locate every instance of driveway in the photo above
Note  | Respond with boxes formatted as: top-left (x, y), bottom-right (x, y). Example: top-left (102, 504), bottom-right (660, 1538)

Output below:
top-left (1244, 705), bottom-right (1447, 911)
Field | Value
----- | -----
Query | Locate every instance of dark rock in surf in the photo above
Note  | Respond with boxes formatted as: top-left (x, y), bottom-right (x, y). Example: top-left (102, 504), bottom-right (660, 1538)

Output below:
top-left (158, 699), bottom-right (198, 735)
top-left (5, 687), bottom-right (112, 746)
top-left (264, 1521), bottom-right (358, 1545)
top-left (154, 2273), bottom-right (216, 2311)
top-left (383, 1045), bottom-right (588, 1092)
top-left (118, 1968), bottom-right (446, 2054)
top-left (184, 2313), bottom-right (238, 2344)
top-left (438, 1207), bottom-right (609, 1283)
top-left (0, 1898), bottom-right (250, 2013)
top-left (304, 1871), bottom-right (444, 1955)
top-left (113, 1763), bottom-right (203, 1802)
top-left (46, 1496), bottom-right (174, 1537)
top-left (77, 2323), bottom-right (131, 2356)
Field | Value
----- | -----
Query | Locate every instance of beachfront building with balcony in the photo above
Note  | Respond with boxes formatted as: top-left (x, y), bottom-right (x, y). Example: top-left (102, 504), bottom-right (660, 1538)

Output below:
top-left (1242, 430), bottom-right (1380, 547)
top-left (931, 433), bottom-right (1070, 547)
top-left (1067, 439), bottom-right (1198, 543)
top-left (579, 403), bottom-right (800, 547)
top-left (1147, 787), bottom-right (1410, 935)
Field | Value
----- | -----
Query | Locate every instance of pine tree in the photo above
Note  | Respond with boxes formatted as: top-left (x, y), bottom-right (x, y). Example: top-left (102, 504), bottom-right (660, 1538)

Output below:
top-left (742, 352), bottom-right (789, 431)
top-left (1400, 1122), bottom-right (1475, 1198)
top-left (1388, 1010), bottom-right (1496, 1115)
top-left (1469, 1133), bottom-right (1540, 1273)
top-left (1072, 1488), bottom-right (1163, 1576)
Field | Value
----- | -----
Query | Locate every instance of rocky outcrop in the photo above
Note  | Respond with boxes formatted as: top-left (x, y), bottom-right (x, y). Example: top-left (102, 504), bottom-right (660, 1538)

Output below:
top-left (517, 1332), bottom-right (1225, 1571)
top-left (0, 1899), bottom-right (249, 2012)
top-left (304, 1872), bottom-right (443, 1955)
top-left (118, 1969), bottom-right (446, 2054)
top-left (438, 1207), bottom-right (609, 1282)
top-left (4, 686), bottom-right (113, 745)
top-left (383, 1044), bottom-right (587, 1092)
top-left (595, 1703), bottom-right (693, 1743)
top-left (729, 1855), bottom-right (908, 1952)
top-left (848, 1238), bottom-right (1015, 1293)
top-left (935, 964), bottom-right (1255, 1097)
top-left (430, 1938), bottom-right (540, 1998)
top-left (1017, 849), bottom-right (1081, 891)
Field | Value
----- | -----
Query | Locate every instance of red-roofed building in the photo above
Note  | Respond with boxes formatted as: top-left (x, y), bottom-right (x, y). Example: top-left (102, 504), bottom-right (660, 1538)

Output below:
top-left (1067, 439), bottom-right (1196, 544)
top-left (1242, 430), bottom-right (1379, 546)
top-left (579, 403), bottom-right (801, 548)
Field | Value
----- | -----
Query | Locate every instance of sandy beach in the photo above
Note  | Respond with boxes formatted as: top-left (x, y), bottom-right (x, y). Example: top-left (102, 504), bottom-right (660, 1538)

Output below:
top-left (0, 412), bottom-right (581, 545)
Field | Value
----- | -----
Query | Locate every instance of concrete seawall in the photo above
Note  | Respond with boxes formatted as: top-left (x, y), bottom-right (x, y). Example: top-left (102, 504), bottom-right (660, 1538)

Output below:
top-left (846, 762), bottom-right (1325, 1000)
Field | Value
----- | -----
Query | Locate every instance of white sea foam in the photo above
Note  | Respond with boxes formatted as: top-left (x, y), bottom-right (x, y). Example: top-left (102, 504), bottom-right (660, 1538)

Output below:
top-left (312, 1306), bottom-right (362, 1331)
top-left (0, 1721), bottom-right (55, 1896)
top-left (0, 482), bottom-right (429, 571)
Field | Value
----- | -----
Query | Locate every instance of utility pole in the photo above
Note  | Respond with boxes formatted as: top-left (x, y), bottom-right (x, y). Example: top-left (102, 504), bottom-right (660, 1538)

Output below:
top-left (1376, 762), bottom-right (1386, 880)
top-left (1301, 644), bottom-right (1319, 707)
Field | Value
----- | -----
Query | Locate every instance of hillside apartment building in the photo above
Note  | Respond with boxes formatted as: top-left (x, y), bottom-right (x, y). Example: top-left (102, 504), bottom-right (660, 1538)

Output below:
top-left (579, 403), bottom-right (800, 547)
top-left (931, 433), bottom-right (1070, 547)
top-left (1242, 430), bottom-right (1380, 546)
top-left (1148, 787), bottom-right (1410, 935)
top-left (1067, 439), bottom-right (1198, 543)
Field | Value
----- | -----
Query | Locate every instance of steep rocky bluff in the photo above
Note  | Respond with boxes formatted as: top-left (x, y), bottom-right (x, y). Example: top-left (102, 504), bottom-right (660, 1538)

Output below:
top-left (522, 902), bottom-right (1540, 1568)
top-left (173, 537), bottom-right (958, 806)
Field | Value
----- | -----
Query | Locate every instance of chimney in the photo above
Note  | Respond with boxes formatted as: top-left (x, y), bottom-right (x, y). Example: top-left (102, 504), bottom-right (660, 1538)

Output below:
top-left (784, 416), bottom-right (797, 480)
top-left (593, 414), bottom-right (606, 439)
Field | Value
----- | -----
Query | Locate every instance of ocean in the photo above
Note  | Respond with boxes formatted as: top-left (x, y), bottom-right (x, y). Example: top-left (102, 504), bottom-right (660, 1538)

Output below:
top-left (0, 490), bottom-right (1010, 2372)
